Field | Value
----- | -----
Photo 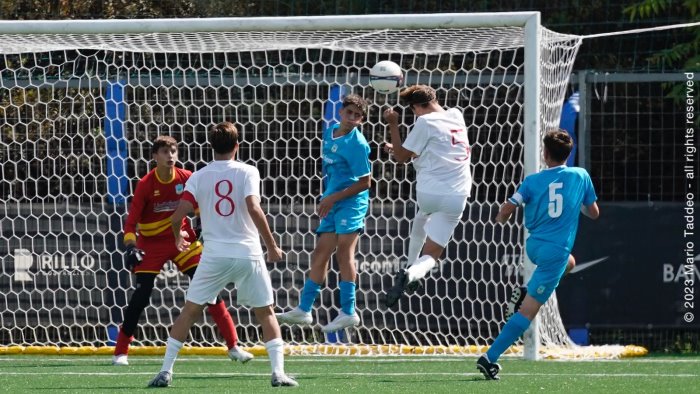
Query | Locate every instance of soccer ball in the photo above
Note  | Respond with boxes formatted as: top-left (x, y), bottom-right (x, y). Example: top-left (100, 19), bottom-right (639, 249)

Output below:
top-left (369, 61), bottom-right (403, 94)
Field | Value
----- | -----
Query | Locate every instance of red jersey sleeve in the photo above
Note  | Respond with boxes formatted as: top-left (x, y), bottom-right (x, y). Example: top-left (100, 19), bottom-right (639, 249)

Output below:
top-left (123, 177), bottom-right (150, 244)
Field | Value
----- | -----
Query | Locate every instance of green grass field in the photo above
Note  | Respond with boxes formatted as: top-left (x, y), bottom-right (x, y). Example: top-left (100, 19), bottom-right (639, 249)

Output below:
top-left (1, 354), bottom-right (698, 393)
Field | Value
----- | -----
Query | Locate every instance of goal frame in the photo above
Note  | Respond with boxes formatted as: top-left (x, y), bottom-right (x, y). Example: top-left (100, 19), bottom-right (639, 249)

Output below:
top-left (0, 12), bottom-right (544, 360)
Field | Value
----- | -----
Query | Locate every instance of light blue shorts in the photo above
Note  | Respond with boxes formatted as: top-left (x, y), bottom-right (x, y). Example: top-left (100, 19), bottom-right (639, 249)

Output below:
top-left (525, 240), bottom-right (570, 304)
top-left (316, 200), bottom-right (368, 234)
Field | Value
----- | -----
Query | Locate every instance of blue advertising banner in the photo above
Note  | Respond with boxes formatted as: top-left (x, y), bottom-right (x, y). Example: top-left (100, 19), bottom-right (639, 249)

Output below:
top-left (105, 81), bottom-right (128, 204)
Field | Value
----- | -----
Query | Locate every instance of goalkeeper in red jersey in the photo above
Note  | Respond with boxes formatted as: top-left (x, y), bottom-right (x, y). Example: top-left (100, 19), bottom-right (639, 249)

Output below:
top-left (113, 135), bottom-right (252, 366)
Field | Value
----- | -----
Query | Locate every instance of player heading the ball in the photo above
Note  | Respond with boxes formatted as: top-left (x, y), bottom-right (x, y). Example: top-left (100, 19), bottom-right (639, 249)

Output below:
top-left (382, 84), bottom-right (473, 307)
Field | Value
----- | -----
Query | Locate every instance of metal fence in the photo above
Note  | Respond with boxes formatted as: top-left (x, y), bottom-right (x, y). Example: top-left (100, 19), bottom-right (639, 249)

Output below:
top-left (574, 72), bottom-right (698, 202)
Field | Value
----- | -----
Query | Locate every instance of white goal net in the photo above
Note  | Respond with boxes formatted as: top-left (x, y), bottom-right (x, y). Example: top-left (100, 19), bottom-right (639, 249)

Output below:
top-left (0, 14), bottom-right (639, 358)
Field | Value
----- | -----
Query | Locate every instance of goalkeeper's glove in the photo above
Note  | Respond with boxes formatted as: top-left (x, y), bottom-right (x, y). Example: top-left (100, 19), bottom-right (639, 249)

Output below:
top-left (124, 244), bottom-right (145, 272)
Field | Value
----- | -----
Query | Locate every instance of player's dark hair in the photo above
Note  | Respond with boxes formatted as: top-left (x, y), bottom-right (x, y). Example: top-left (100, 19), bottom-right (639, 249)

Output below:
top-left (342, 94), bottom-right (368, 116)
top-left (209, 122), bottom-right (239, 154)
top-left (543, 129), bottom-right (573, 163)
top-left (151, 135), bottom-right (177, 155)
top-left (400, 85), bottom-right (437, 108)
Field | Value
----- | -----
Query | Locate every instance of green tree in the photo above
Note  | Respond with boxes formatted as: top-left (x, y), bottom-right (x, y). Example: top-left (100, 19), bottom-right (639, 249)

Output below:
top-left (0, 0), bottom-right (249, 19)
top-left (624, 0), bottom-right (700, 71)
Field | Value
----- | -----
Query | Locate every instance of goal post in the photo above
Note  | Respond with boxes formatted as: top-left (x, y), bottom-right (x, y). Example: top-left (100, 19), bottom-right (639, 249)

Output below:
top-left (522, 12), bottom-right (542, 360)
top-left (0, 13), bottom-right (642, 359)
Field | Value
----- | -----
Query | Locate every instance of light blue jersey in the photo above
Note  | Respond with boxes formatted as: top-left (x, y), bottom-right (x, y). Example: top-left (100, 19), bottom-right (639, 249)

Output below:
top-left (321, 124), bottom-right (371, 205)
top-left (509, 165), bottom-right (597, 303)
top-left (485, 165), bottom-right (598, 365)
top-left (509, 165), bottom-right (597, 252)
top-left (316, 124), bottom-right (371, 234)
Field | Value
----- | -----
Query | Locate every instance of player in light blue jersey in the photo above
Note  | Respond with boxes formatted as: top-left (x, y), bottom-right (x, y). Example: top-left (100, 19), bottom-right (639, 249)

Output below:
top-left (276, 94), bottom-right (371, 332)
top-left (477, 129), bottom-right (599, 380)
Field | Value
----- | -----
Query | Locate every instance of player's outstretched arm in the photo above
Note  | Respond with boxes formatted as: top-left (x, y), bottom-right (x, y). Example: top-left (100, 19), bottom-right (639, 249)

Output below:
top-left (580, 202), bottom-right (600, 220)
top-left (246, 195), bottom-right (283, 262)
top-left (495, 201), bottom-right (517, 224)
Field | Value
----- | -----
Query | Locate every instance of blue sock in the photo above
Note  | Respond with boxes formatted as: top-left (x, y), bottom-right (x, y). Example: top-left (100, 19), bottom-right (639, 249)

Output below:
top-left (486, 312), bottom-right (531, 363)
top-left (339, 281), bottom-right (356, 315)
top-left (298, 278), bottom-right (322, 313)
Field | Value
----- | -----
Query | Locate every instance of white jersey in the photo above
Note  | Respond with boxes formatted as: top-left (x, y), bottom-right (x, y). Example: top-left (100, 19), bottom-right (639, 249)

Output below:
top-left (403, 107), bottom-right (473, 196)
top-left (184, 160), bottom-right (263, 259)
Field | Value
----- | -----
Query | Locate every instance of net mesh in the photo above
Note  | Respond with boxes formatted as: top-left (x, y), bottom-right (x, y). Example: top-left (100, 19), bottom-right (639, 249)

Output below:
top-left (0, 23), bottom-right (632, 358)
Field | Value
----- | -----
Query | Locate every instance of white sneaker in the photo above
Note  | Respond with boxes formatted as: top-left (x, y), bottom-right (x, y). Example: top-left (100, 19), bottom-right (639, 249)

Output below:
top-left (321, 311), bottom-right (360, 333)
top-left (276, 307), bottom-right (313, 325)
top-left (271, 372), bottom-right (299, 387)
top-left (228, 346), bottom-right (254, 363)
top-left (112, 354), bottom-right (129, 366)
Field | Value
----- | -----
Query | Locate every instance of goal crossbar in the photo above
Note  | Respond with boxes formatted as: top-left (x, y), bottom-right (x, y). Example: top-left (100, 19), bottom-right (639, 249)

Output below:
top-left (0, 13), bottom-right (541, 34)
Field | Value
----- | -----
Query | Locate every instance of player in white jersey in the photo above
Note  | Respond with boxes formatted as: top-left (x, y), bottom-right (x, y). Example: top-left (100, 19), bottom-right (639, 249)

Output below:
top-left (382, 85), bottom-right (473, 307)
top-left (148, 122), bottom-right (298, 388)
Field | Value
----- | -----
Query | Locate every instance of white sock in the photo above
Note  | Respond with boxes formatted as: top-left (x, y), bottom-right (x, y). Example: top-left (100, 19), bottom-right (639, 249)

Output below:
top-left (407, 213), bottom-right (428, 266)
top-left (265, 337), bottom-right (285, 375)
top-left (161, 337), bottom-right (183, 373)
top-left (407, 255), bottom-right (436, 283)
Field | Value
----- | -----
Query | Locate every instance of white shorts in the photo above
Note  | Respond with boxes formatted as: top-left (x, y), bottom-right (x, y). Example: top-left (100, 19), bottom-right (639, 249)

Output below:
top-left (416, 191), bottom-right (469, 247)
top-left (186, 256), bottom-right (274, 308)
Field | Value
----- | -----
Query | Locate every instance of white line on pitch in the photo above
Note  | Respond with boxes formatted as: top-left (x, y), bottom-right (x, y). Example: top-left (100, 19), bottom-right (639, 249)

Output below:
top-left (0, 371), bottom-right (697, 378)
top-left (1, 356), bottom-right (700, 363)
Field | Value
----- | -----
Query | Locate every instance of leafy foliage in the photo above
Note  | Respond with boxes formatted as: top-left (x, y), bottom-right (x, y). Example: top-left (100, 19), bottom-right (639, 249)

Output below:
top-left (624, 0), bottom-right (700, 71)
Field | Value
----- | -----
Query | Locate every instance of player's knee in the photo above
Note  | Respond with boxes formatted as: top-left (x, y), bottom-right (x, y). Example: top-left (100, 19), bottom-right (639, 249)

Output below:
top-left (518, 295), bottom-right (543, 320)
top-left (180, 301), bottom-right (206, 320)
top-left (254, 305), bottom-right (274, 319)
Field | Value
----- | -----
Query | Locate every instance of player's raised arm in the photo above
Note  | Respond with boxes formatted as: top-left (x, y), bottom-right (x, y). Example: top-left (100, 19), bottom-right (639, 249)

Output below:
top-left (383, 108), bottom-right (416, 164)
top-left (245, 195), bottom-right (283, 262)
